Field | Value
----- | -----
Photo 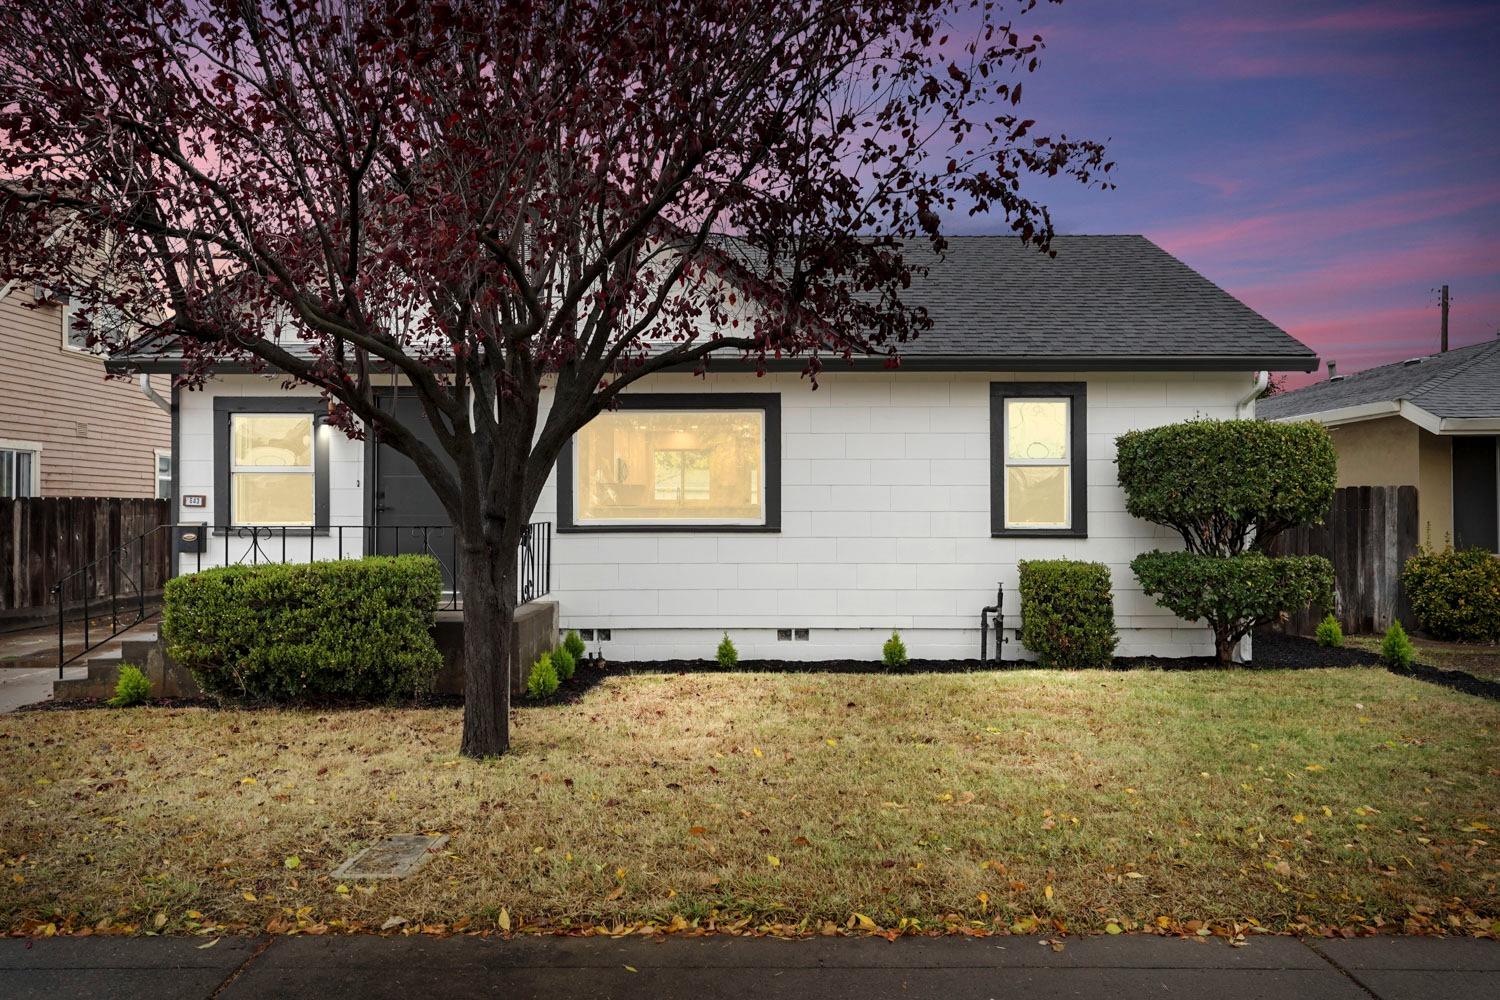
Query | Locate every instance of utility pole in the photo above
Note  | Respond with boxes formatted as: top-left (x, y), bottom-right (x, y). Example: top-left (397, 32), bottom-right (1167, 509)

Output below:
top-left (1440, 284), bottom-right (1449, 353)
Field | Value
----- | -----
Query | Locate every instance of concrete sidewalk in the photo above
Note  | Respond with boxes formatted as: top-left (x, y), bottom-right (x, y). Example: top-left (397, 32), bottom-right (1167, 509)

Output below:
top-left (2, 933), bottom-right (1495, 999)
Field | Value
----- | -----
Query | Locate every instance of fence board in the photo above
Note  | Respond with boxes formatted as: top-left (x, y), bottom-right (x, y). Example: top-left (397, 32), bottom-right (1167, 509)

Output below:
top-left (1270, 485), bottom-right (1418, 635)
top-left (0, 497), bottom-right (170, 617)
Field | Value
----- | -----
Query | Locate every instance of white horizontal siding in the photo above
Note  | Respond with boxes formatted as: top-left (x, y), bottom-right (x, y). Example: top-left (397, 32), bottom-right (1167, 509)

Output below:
top-left (536, 371), bottom-right (1252, 659)
top-left (175, 369), bottom-right (1257, 659)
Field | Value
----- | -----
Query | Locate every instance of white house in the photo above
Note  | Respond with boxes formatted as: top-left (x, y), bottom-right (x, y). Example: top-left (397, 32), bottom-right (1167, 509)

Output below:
top-left (114, 236), bottom-right (1319, 662)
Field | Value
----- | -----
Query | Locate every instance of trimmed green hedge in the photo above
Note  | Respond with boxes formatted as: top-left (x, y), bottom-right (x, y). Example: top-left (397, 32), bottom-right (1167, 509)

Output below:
top-left (1018, 559), bottom-right (1118, 668)
top-left (1132, 551), bottom-right (1334, 662)
top-left (162, 555), bottom-right (443, 702)
top-left (1402, 547), bottom-right (1500, 643)
top-left (1115, 419), bottom-right (1336, 555)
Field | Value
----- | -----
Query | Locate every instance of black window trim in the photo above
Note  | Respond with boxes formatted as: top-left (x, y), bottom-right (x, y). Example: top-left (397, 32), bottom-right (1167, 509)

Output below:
top-left (557, 392), bottom-right (782, 534)
top-left (989, 381), bottom-right (1088, 538)
top-left (212, 397), bottom-right (331, 536)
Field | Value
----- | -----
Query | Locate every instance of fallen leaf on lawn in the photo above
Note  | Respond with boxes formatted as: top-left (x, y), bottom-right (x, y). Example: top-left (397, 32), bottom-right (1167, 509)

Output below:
top-left (1105, 922), bottom-right (1122, 935)
top-left (767, 854), bottom-right (780, 867)
top-left (1305, 764), bottom-right (1324, 772)
top-left (1293, 813), bottom-right (1306, 824)
top-left (752, 747), bottom-right (763, 758)
top-left (851, 912), bottom-right (878, 931)
top-left (153, 913), bottom-right (167, 929)
top-left (825, 739), bottom-right (838, 747)
top-left (381, 916), bottom-right (408, 931)
top-left (498, 908), bottom-right (511, 932)
top-left (335, 884), bottom-right (349, 895)
top-left (284, 856), bottom-right (301, 869)
top-left (689, 826), bottom-right (707, 837)
top-left (1044, 884), bottom-right (1054, 899)
top-left (606, 887), bottom-right (624, 901)
top-left (242, 892), bottom-right (257, 902)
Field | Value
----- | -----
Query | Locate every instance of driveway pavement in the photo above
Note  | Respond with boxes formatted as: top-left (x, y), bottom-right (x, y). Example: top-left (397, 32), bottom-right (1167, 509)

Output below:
top-left (0, 664), bottom-right (85, 713)
top-left (1, 934), bottom-right (1495, 999)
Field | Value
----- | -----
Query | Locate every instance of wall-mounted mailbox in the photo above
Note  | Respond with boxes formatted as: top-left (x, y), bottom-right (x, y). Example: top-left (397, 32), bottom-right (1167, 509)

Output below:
top-left (175, 524), bottom-right (208, 554)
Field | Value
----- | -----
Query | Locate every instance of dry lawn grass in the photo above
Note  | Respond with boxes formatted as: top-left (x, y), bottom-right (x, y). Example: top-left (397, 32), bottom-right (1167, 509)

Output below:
top-left (2, 668), bottom-right (1498, 937)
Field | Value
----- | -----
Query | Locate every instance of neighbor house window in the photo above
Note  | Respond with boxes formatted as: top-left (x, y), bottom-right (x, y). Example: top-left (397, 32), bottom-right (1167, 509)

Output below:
top-left (154, 449), bottom-right (172, 501)
top-left (0, 446), bottom-right (39, 498)
top-left (990, 383), bottom-right (1087, 536)
top-left (559, 394), bottom-right (781, 532)
top-left (230, 414), bottom-right (315, 525)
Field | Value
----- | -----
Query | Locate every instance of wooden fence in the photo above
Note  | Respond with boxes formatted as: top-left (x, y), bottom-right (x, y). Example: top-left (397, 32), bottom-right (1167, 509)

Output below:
top-left (0, 497), bottom-right (171, 621)
top-left (1268, 485), bottom-right (1418, 635)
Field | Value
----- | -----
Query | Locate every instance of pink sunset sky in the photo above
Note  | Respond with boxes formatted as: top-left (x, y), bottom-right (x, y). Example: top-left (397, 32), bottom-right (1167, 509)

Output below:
top-left (944, 0), bottom-right (1500, 383)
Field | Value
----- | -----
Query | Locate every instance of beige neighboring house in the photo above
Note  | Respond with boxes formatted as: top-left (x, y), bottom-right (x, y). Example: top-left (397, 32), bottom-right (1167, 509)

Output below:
top-left (0, 282), bottom-right (170, 499)
top-left (1259, 339), bottom-right (1500, 553)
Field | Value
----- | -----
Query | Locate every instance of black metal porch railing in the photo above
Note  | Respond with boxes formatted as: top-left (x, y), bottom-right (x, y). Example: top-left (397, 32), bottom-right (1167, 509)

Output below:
top-left (54, 520), bottom-right (552, 674)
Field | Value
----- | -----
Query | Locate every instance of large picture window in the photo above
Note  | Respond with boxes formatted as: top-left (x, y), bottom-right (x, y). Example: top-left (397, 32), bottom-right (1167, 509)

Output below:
top-left (990, 383), bottom-right (1087, 537)
top-left (559, 394), bottom-right (780, 532)
top-left (213, 398), bottom-right (329, 532)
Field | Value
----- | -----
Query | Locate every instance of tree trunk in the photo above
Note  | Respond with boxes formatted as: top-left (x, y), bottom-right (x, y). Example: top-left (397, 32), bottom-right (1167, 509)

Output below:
top-left (1214, 628), bottom-right (1237, 665)
top-left (459, 534), bottom-right (517, 758)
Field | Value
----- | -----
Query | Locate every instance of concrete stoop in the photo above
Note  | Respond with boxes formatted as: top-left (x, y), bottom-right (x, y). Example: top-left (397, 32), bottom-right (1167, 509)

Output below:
top-left (52, 632), bottom-right (202, 702)
top-left (50, 601), bottom-right (560, 703)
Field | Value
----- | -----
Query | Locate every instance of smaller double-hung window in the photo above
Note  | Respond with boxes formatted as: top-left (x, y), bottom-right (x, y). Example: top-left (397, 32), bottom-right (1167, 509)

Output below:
top-left (212, 399), bottom-right (329, 532)
top-left (0, 446), bottom-right (39, 498)
top-left (990, 383), bottom-right (1088, 536)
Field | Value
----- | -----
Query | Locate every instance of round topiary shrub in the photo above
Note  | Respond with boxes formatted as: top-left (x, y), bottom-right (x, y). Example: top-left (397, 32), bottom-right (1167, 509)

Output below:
top-left (1116, 419), bottom-right (1337, 556)
top-left (1131, 551), bottom-right (1334, 664)
top-left (1117, 418), bottom-right (1338, 663)
top-left (162, 555), bottom-right (443, 702)
top-left (1401, 547), bottom-right (1500, 643)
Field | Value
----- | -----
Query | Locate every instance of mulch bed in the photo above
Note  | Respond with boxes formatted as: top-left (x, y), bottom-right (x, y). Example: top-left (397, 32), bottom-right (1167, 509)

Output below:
top-left (27, 638), bottom-right (1500, 711)
top-left (606, 632), bottom-right (1500, 702)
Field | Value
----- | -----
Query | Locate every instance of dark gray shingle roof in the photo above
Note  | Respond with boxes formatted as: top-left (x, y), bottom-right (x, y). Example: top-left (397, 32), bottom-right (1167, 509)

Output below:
top-left (112, 235), bottom-right (1315, 372)
top-left (1259, 339), bottom-right (1500, 421)
top-left (862, 235), bottom-right (1313, 366)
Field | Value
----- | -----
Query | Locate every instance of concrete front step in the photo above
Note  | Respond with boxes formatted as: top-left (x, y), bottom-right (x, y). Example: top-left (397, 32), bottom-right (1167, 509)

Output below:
top-left (54, 633), bottom-right (200, 702)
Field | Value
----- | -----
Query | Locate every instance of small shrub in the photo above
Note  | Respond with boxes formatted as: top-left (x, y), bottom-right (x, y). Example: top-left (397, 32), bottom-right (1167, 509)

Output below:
top-left (1132, 551), bottom-right (1334, 664)
top-left (1314, 613), bottom-right (1344, 648)
top-left (552, 645), bottom-right (576, 682)
top-left (716, 632), bottom-right (738, 669)
top-left (108, 664), bottom-right (151, 707)
top-left (562, 629), bottom-right (587, 663)
top-left (882, 630), bottom-right (908, 669)
top-left (1402, 546), bottom-right (1500, 643)
top-left (162, 555), bottom-right (443, 702)
top-left (1017, 559), bottom-right (1118, 668)
top-left (526, 652), bottom-right (559, 699)
top-left (1381, 620), bottom-right (1416, 669)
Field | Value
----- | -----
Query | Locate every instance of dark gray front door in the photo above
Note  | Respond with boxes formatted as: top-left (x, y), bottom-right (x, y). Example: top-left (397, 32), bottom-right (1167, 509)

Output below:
top-left (1453, 435), bottom-right (1499, 553)
top-left (369, 392), bottom-right (459, 590)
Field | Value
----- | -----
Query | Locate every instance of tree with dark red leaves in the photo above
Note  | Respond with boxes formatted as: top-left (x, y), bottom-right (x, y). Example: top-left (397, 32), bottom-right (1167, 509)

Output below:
top-left (0, 0), bottom-right (1109, 756)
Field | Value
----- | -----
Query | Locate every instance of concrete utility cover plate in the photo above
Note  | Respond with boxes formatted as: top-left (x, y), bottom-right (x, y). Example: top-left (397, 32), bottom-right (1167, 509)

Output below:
top-left (331, 834), bottom-right (449, 880)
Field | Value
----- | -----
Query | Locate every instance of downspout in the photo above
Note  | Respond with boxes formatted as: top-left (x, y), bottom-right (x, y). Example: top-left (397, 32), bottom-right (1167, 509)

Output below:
top-left (138, 374), bottom-right (170, 414)
top-left (1236, 370), bottom-right (1269, 418)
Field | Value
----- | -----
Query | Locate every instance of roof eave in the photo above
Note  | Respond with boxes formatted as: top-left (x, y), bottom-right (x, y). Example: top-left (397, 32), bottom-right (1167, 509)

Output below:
top-left (1265, 399), bottom-right (1500, 435)
top-left (109, 351), bottom-right (1320, 377)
